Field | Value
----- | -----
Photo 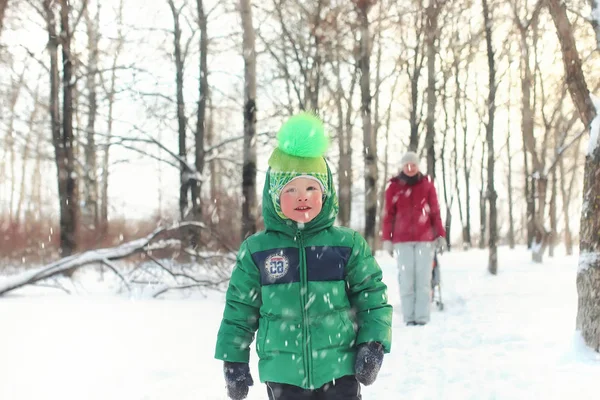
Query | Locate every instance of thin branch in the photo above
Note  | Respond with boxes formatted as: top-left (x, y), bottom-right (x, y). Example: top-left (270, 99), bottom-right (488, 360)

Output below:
top-left (101, 259), bottom-right (131, 291)
top-left (151, 281), bottom-right (227, 298)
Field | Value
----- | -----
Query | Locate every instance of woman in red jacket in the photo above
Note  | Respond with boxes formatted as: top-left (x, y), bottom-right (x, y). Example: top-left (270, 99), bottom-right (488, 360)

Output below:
top-left (382, 151), bottom-right (446, 326)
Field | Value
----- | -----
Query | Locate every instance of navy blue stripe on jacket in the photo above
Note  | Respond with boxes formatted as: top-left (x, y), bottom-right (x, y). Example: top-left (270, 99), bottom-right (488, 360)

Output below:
top-left (252, 246), bottom-right (352, 286)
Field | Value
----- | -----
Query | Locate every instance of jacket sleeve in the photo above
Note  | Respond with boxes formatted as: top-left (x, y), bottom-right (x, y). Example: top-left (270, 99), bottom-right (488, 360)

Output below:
top-left (381, 183), bottom-right (396, 241)
top-left (428, 181), bottom-right (446, 238)
top-left (346, 232), bottom-right (393, 353)
top-left (214, 241), bottom-right (261, 363)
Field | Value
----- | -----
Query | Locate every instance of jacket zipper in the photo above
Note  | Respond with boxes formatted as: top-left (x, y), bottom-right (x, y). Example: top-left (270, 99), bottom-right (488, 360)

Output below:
top-left (297, 230), bottom-right (312, 388)
top-left (410, 188), bottom-right (416, 240)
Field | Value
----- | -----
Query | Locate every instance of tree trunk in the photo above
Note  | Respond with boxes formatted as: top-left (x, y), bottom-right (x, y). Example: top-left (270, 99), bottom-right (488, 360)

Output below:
top-left (83, 4), bottom-right (100, 232)
top-left (192, 0), bottom-right (210, 222)
top-left (307, 0), bottom-right (324, 111)
top-left (482, 0), bottom-right (498, 274)
top-left (547, 0), bottom-right (599, 351)
top-left (452, 50), bottom-right (465, 249)
top-left (5, 68), bottom-right (24, 224)
top-left (0, 0), bottom-right (8, 37)
top-left (240, 0), bottom-right (257, 240)
top-left (576, 149), bottom-right (600, 351)
top-left (44, 0), bottom-right (79, 258)
top-left (425, 3), bottom-right (440, 178)
top-left (407, 12), bottom-right (424, 153)
top-left (440, 72), bottom-right (451, 251)
top-left (549, 166), bottom-right (557, 257)
top-left (336, 90), bottom-right (352, 227)
top-left (506, 126), bottom-right (516, 249)
top-left (559, 153), bottom-right (573, 255)
top-left (479, 190), bottom-right (486, 249)
top-left (29, 124), bottom-right (44, 223)
top-left (192, 0), bottom-right (208, 242)
top-left (336, 59), bottom-right (357, 228)
top-left (547, 1), bottom-right (596, 128)
top-left (478, 142), bottom-right (486, 250)
top-left (461, 79), bottom-right (472, 248)
top-left (207, 98), bottom-right (220, 214)
top-left (100, 0), bottom-right (124, 238)
top-left (506, 55), bottom-right (516, 249)
top-left (168, 1), bottom-right (189, 223)
top-left (373, 1), bottom-right (385, 250)
top-left (356, 3), bottom-right (377, 250)
top-left (523, 151), bottom-right (535, 248)
top-left (532, 177), bottom-right (549, 263)
top-left (378, 75), bottom-right (400, 248)
top-left (16, 80), bottom-right (41, 225)
top-left (517, 18), bottom-right (538, 249)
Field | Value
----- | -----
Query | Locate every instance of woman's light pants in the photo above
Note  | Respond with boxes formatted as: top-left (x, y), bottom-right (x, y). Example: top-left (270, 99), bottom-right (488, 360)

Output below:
top-left (394, 242), bottom-right (434, 324)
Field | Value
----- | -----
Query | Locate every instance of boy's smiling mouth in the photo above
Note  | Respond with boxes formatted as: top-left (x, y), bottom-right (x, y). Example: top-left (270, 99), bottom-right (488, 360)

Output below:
top-left (295, 206), bottom-right (311, 211)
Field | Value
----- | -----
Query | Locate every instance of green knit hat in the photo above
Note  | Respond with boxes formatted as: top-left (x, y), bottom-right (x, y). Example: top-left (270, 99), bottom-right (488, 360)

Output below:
top-left (268, 112), bottom-right (329, 219)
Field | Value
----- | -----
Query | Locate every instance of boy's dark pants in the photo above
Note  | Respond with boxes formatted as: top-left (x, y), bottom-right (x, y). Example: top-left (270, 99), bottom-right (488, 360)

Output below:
top-left (266, 375), bottom-right (361, 400)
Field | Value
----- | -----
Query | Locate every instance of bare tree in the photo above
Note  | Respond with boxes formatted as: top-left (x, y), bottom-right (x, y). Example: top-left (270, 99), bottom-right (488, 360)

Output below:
top-left (82, 1), bottom-right (100, 231)
top-left (547, 0), bottom-right (599, 351)
top-left (549, 150), bottom-right (557, 257)
top-left (354, 0), bottom-right (378, 249)
top-left (457, 34), bottom-right (477, 248)
top-left (482, 0), bottom-right (498, 274)
top-left (0, 0), bottom-right (8, 36)
top-left (506, 52), bottom-right (516, 249)
top-left (258, 0), bottom-right (326, 112)
top-left (3, 67), bottom-right (25, 224)
top-left (425, 1), bottom-right (443, 178)
top-left (16, 78), bottom-right (43, 226)
top-left (168, 0), bottom-right (189, 222)
top-left (321, 3), bottom-right (359, 228)
top-left (99, 0), bottom-right (124, 236)
top-left (401, 6), bottom-right (426, 152)
top-left (559, 141), bottom-right (580, 255)
top-left (478, 137), bottom-right (486, 250)
top-left (40, 0), bottom-right (84, 257)
top-left (191, 0), bottom-right (208, 244)
top-left (440, 70), bottom-right (454, 249)
top-left (512, 0), bottom-right (543, 251)
top-left (240, 0), bottom-right (258, 240)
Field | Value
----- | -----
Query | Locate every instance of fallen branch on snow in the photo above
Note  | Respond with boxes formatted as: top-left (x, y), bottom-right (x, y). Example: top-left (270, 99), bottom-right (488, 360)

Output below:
top-left (0, 222), bottom-right (226, 297)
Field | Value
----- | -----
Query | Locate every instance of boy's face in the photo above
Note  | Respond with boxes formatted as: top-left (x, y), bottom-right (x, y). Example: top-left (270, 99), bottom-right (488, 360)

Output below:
top-left (279, 177), bottom-right (323, 223)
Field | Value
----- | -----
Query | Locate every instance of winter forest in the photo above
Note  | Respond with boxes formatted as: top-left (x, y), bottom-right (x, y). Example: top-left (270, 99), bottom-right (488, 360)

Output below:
top-left (1, 0), bottom-right (600, 398)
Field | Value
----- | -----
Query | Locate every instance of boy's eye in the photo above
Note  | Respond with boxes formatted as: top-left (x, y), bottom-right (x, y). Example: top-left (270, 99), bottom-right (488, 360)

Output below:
top-left (285, 188), bottom-right (296, 193)
top-left (307, 186), bottom-right (317, 191)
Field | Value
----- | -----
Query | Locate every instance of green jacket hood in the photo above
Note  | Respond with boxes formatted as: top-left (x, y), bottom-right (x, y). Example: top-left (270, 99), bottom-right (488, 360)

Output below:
top-left (262, 160), bottom-right (338, 236)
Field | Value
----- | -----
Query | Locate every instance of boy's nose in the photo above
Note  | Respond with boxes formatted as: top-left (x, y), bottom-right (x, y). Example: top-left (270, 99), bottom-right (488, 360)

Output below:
top-left (297, 192), bottom-right (308, 201)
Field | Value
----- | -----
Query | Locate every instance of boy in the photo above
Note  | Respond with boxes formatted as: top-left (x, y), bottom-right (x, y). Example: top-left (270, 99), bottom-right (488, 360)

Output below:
top-left (215, 112), bottom-right (392, 400)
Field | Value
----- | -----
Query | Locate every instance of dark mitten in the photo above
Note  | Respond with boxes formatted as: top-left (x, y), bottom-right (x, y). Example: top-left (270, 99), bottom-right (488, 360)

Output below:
top-left (354, 341), bottom-right (384, 386)
top-left (224, 361), bottom-right (254, 400)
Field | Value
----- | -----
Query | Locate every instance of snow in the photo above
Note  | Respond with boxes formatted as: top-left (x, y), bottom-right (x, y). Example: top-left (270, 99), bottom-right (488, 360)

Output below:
top-left (588, 94), bottom-right (600, 155)
top-left (578, 251), bottom-right (599, 272)
top-left (591, 2), bottom-right (600, 50)
top-left (0, 246), bottom-right (599, 400)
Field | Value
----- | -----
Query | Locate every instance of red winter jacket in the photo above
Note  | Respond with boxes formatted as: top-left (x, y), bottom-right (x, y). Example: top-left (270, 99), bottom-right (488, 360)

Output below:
top-left (382, 173), bottom-right (446, 243)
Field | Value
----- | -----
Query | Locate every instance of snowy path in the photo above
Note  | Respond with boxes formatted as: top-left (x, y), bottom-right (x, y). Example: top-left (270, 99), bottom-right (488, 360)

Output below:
top-left (0, 247), bottom-right (598, 400)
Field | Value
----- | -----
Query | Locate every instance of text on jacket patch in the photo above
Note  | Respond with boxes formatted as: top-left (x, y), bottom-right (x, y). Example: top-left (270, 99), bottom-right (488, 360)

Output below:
top-left (265, 253), bottom-right (289, 281)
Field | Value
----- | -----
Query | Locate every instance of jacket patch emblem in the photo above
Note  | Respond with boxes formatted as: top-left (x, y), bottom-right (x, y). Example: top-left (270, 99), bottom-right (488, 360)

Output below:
top-left (265, 253), bottom-right (289, 281)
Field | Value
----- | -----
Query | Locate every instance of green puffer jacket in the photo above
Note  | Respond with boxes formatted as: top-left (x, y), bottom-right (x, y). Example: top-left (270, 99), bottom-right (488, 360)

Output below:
top-left (214, 164), bottom-right (392, 389)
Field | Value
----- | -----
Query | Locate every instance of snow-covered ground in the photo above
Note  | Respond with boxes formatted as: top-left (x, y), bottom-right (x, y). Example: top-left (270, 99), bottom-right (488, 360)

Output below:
top-left (0, 246), bottom-right (598, 400)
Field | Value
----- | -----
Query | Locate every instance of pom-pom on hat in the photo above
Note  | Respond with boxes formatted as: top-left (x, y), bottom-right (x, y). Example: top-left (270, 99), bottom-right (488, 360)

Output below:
top-left (268, 112), bottom-right (329, 219)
